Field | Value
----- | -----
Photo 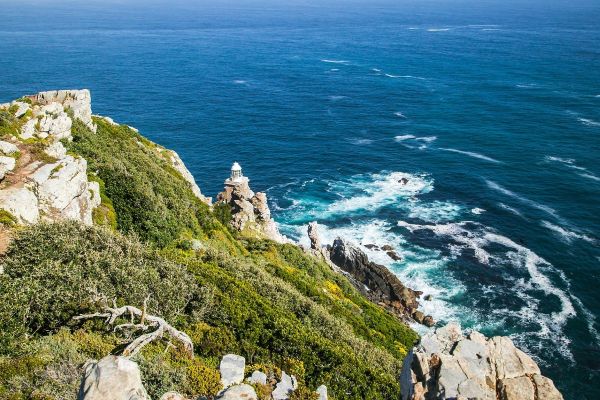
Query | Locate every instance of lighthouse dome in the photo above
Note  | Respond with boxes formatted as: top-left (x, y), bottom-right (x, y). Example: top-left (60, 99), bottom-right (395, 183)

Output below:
top-left (231, 162), bottom-right (242, 171)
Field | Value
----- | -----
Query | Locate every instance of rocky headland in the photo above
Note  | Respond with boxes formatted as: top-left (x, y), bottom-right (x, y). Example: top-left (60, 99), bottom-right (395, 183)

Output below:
top-left (0, 90), bottom-right (563, 400)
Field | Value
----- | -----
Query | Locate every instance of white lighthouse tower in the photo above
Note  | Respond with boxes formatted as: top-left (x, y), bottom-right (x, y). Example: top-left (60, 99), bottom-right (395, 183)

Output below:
top-left (225, 162), bottom-right (248, 185)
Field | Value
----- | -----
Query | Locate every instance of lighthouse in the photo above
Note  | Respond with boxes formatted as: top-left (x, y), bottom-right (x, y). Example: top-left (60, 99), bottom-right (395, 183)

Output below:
top-left (225, 162), bottom-right (249, 186)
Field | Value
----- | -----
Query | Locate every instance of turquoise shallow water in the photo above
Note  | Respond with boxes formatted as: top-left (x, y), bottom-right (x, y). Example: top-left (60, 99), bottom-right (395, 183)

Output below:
top-left (1, 1), bottom-right (599, 397)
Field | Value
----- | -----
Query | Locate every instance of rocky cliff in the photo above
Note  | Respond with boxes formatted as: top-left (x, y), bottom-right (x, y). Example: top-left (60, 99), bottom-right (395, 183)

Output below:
top-left (401, 323), bottom-right (563, 400)
top-left (0, 90), bottom-right (209, 229)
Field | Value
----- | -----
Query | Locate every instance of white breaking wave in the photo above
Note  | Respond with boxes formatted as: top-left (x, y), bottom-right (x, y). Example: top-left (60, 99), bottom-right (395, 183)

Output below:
top-left (498, 202), bottom-right (526, 219)
top-left (321, 59), bottom-right (350, 64)
top-left (545, 155), bottom-right (600, 182)
top-left (394, 111), bottom-right (407, 118)
top-left (328, 95), bottom-right (347, 101)
top-left (578, 117), bottom-right (600, 127)
top-left (541, 221), bottom-right (596, 244)
top-left (397, 220), bottom-right (578, 359)
top-left (348, 138), bottom-right (374, 145)
top-left (471, 208), bottom-right (485, 215)
top-left (233, 80), bottom-right (247, 84)
top-left (486, 180), bottom-right (561, 220)
top-left (394, 135), bottom-right (416, 141)
top-left (406, 200), bottom-right (463, 223)
top-left (415, 136), bottom-right (437, 143)
top-left (385, 73), bottom-right (426, 80)
top-left (327, 171), bottom-right (433, 214)
top-left (428, 28), bottom-right (451, 32)
top-left (439, 147), bottom-right (502, 163)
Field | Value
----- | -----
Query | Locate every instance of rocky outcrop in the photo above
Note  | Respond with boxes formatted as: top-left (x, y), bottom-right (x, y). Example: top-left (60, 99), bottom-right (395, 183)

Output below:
top-left (217, 172), bottom-right (285, 243)
top-left (329, 237), bottom-right (434, 326)
top-left (217, 384), bottom-right (258, 400)
top-left (78, 355), bottom-right (149, 400)
top-left (400, 323), bottom-right (563, 400)
top-left (165, 149), bottom-right (211, 204)
top-left (0, 92), bottom-right (102, 226)
top-left (220, 353), bottom-right (246, 388)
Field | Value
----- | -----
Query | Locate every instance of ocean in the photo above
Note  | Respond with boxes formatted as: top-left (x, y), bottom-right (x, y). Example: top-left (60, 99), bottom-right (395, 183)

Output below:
top-left (1, 0), bottom-right (599, 397)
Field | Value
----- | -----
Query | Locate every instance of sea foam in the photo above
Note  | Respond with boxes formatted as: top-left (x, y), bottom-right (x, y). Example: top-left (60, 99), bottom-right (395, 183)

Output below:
top-left (439, 147), bottom-right (502, 163)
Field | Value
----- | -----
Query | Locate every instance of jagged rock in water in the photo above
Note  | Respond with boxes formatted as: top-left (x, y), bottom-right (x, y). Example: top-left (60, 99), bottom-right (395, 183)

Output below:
top-left (308, 221), bottom-right (321, 250)
top-left (78, 355), bottom-right (149, 400)
top-left (216, 384), bottom-right (258, 400)
top-left (217, 163), bottom-right (285, 243)
top-left (220, 354), bottom-right (246, 388)
top-left (400, 323), bottom-right (563, 400)
top-left (329, 237), bottom-right (433, 325)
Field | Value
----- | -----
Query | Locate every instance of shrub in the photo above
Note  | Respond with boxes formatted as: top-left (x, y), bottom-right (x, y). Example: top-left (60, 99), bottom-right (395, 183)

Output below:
top-left (0, 222), bottom-right (198, 352)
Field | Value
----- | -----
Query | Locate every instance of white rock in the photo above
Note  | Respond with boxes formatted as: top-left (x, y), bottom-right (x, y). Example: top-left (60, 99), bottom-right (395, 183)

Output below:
top-left (316, 385), bottom-right (328, 400)
top-left (0, 156), bottom-right (16, 180)
top-left (30, 156), bottom-right (97, 225)
top-left (11, 101), bottom-right (30, 118)
top-left (247, 370), bottom-right (267, 385)
top-left (0, 141), bottom-right (19, 155)
top-left (166, 149), bottom-right (209, 203)
top-left (216, 384), bottom-right (257, 400)
top-left (159, 392), bottom-right (185, 400)
top-left (271, 371), bottom-right (296, 400)
top-left (78, 355), bottom-right (149, 400)
top-left (20, 119), bottom-right (36, 140)
top-left (0, 187), bottom-right (39, 224)
top-left (38, 111), bottom-right (72, 140)
top-left (44, 141), bottom-right (67, 159)
top-left (220, 354), bottom-right (245, 388)
top-left (34, 89), bottom-right (95, 132)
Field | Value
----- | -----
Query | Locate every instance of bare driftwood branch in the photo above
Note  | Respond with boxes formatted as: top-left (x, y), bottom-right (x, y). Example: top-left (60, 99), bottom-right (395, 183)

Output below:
top-left (74, 305), bottom-right (193, 358)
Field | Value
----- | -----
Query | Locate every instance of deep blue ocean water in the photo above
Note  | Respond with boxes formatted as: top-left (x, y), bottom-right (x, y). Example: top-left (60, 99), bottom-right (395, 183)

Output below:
top-left (1, 0), bottom-right (599, 397)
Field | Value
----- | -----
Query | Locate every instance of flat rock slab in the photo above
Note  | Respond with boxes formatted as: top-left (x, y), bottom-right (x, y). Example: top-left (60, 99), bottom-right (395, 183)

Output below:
top-left (216, 384), bottom-right (257, 400)
top-left (220, 354), bottom-right (246, 388)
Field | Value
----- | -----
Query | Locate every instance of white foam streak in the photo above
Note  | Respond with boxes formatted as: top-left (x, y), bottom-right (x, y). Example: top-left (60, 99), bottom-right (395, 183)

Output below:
top-left (321, 59), bottom-right (350, 64)
top-left (439, 147), bottom-right (502, 163)
top-left (578, 117), bottom-right (600, 127)
top-left (498, 202), bottom-right (526, 219)
top-left (541, 221), bottom-right (596, 244)
top-left (486, 180), bottom-right (560, 220)
top-left (394, 134), bottom-right (416, 141)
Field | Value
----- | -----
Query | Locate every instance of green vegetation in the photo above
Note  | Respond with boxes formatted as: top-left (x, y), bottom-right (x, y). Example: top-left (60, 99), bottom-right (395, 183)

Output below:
top-left (0, 109), bottom-right (20, 138)
top-left (0, 117), bottom-right (418, 399)
top-left (0, 210), bottom-right (17, 226)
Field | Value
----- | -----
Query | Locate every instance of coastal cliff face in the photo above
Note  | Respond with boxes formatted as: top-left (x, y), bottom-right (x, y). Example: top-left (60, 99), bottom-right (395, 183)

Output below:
top-left (0, 90), bottom-right (563, 400)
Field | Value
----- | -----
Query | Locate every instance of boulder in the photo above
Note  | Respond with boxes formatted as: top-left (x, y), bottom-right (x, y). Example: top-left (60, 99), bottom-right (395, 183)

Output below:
top-left (12, 101), bottom-right (30, 118)
top-left (0, 141), bottom-right (19, 155)
top-left (78, 355), bottom-right (149, 400)
top-left (44, 141), bottom-right (67, 159)
top-left (0, 187), bottom-right (39, 224)
top-left (308, 221), bottom-right (321, 250)
top-left (316, 385), bottom-right (328, 400)
top-left (271, 371), bottom-right (297, 400)
top-left (33, 89), bottom-right (96, 132)
top-left (20, 119), bottom-right (36, 139)
top-left (220, 354), bottom-right (245, 388)
top-left (247, 370), bottom-right (267, 385)
top-left (216, 384), bottom-right (257, 400)
top-left (0, 156), bottom-right (16, 180)
top-left (400, 324), bottom-right (563, 400)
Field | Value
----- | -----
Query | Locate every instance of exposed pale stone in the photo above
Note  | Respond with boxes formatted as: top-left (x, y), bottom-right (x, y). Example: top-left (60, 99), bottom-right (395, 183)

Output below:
top-left (271, 371), bottom-right (297, 400)
top-left (247, 370), bottom-right (267, 385)
top-left (216, 384), bottom-right (257, 400)
top-left (20, 119), bottom-right (36, 140)
top-left (78, 355), bottom-right (149, 400)
top-left (220, 354), bottom-right (245, 388)
top-left (0, 156), bottom-right (16, 180)
top-left (38, 111), bottom-right (72, 140)
top-left (0, 187), bottom-right (39, 224)
top-left (34, 89), bottom-right (95, 132)
top-left (499, 376), bottom-right (534, 400)
top-left (44, 141), bottom-right (67, 159)
top-left (0, 141), bottom-right (19, 155)
top-left (12, 101), bottom-right (30, 118)
top-left (166, 149), bottom-right (209, 204)
top-left (401, 324), bottom-right (563, 400)
top-left (159, 392), bottom-right (185, 400)
top-left (316, 385), bottom-right (328, 400)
